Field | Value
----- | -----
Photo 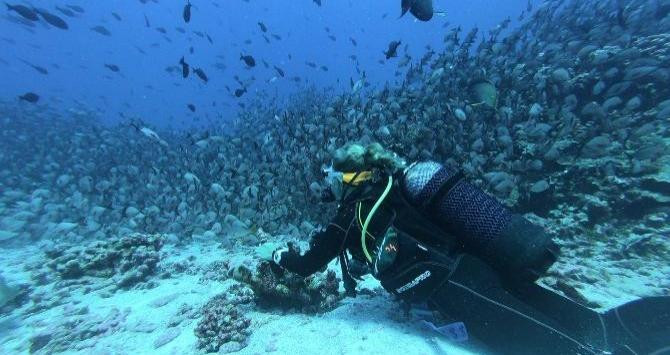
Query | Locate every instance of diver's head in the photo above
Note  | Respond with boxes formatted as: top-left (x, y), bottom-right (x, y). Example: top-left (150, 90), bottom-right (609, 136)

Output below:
top-left (322, 142), bottom-right (406, 202)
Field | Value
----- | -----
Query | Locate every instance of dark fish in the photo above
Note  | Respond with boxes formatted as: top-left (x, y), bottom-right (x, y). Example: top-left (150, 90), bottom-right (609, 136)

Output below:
top-left (258, 22), bottom-right (267, 32)
top-left (261, 59), bottom-right (269, 69)
top-left (189, 46), bottom-right (194, 54)
top-left (305, 61), bottom-right (316, 68)
top-left (156, 27), bottom-right (167, 34)
top-left (271, 33), bottom-right (281, 40)
top-left (328, 34), bottom-right (336, 41)
top-left (179, 56), bottom-right (190, 78)
top-left (55, 6), bottom-right (76, 18)
top-left (243, 39), bottom-right (252, 45)
top-left (206, 34), bottom-right (213, 44)
top-left (111, 12), bottom-right (122, 21)
top-left (240, 54), bottom-right (255, 67)
top-left (19, 92), bottom-right (39, 103)
top-left (21, 60), bottom-right (48, 75)
top-left (183, 1), bottom-right (191, 23)
top-left (273, 65), bottom-right (285, 77)
top-left (400, 0), bottom-right (433, 21)
top-left (349, 37), bottom-right (357, 46)
top-left (384, 40), bottom-right (401, 59)
top-left (66, 5), bottom-right (84, 13)
top-left (144, 13), bottom-right (150, 27)
top-left (234, 87), bottom-right (246, 97)
top-left (320, 65), bottom-right (328, 72)
top-left (262, 34), bottom-right (270, 43)
top-left (193, 31), bottom-right (204, 38)
top-left (324, 26), bottom-right (330, 32)
top-left (5, 3), bottom-right (39, 21)
top-left (187, 103), bottom-right (196, 112)
top-left (213, 62), bottom-right (226, 71)
top-left (313, 0), bottom-right (321, 6)
top-left (35, 9), bottom-right (68, 29)
top-left (104, 64), bottom-right (120, 72)
top-left (91, 25), bottom-right (111, 36)
top-left (193, 68), bottom-right (208, 82)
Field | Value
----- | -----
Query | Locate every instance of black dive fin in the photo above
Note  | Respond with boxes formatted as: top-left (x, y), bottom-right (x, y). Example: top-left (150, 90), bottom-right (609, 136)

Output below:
top-left (603, 296), bottom-right (670, 354)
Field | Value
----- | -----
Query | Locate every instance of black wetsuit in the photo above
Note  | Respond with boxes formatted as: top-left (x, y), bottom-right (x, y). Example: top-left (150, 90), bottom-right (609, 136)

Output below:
top-left (276, 162), bottom-right (670, 355)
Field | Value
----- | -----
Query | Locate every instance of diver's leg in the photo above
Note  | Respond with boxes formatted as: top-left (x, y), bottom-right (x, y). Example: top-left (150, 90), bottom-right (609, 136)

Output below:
top-left (428, 255), bottom-right (600, 355)
top-left (507, 270), bottom-right (670, 354)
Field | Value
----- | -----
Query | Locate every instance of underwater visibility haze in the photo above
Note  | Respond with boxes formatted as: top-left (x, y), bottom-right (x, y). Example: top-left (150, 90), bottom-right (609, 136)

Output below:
top-left (1, 0), bottom-right (670, 354)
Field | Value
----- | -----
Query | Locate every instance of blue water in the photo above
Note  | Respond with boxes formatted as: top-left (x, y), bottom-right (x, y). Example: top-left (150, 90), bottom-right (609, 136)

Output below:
top-left (1, 0), bottom-right (526, 128)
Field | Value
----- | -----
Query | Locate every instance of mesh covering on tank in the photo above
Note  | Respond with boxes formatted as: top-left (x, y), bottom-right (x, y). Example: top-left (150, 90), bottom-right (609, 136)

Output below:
top-left (402, 161), bottom-right (457, 205)
top-left (437, 180), bottom-right (511, 252)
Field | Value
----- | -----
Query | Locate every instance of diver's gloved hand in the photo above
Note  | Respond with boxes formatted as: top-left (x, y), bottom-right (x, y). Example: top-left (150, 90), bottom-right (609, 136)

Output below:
top-left (270, 242), bottom-right (300, 277)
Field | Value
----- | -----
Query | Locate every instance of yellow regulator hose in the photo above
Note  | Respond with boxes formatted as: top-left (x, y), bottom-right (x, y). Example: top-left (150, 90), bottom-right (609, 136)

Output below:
top-left (361, 176), bottom-right (393, 262)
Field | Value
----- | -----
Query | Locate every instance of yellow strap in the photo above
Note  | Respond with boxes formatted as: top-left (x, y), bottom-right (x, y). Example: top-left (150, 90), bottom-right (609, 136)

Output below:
top-left (343, 171), bottom-right (373, 186)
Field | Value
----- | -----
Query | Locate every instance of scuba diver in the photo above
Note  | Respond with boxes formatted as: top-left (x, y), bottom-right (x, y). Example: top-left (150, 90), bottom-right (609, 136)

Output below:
top-left (268, 143), bottom-right (670, 355)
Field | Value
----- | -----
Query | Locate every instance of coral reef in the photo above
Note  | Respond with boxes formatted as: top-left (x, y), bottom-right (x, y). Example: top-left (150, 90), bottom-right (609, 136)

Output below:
top-left (232, 260), bottom-right (342, 313)
top-left (194, 285), bottom-right (254, 353)
top-left (44, 233), bottom-right (163, 289)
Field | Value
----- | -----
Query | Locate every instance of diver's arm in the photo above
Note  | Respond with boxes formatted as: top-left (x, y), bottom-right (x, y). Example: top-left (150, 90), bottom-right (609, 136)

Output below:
top-left (273, 206), bottom-right (353, 277)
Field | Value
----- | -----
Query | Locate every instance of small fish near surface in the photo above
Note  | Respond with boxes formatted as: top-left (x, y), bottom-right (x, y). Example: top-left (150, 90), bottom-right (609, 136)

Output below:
top-left (179, 56), bottom-right (190, 78)
top-left (187, 103), bottom-right (196, 112)
top-left (273, 65), bottom-right (285, 77)
top-left (234, 87), bottom-right (247, 97)
top-left (104, 64), bottom-right (120, 72)
top-left (18, 92), bottom-right (39, 103)
top-left (55, 6), bottom-right (76, 18)
top-left (258, 22), bottom-right (267, 33)
top-left (400, 0), bottom-right (434, 21)
top-left (193, 68), bottom-right (208, 83)
top-left (384, 40), bottom-right (401, 59)
top-left (5, 3), bottom-right (38, 21)
top-left (91, 25), bottom-right (111, 36)
top-left (20, 60), bottom-right (48, 75)
top-left (240, 54), bottom-right (255, 67)
top-left (35, 8), bottom-right (69, 29)
top-left (183, 1), bottom-right (191, 23)
top-left (66, 5), bottom-right (84, 14)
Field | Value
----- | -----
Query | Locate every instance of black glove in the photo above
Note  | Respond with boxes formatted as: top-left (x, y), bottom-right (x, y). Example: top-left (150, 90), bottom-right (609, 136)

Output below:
top-left (270, 242), bottom-right (301, 277)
